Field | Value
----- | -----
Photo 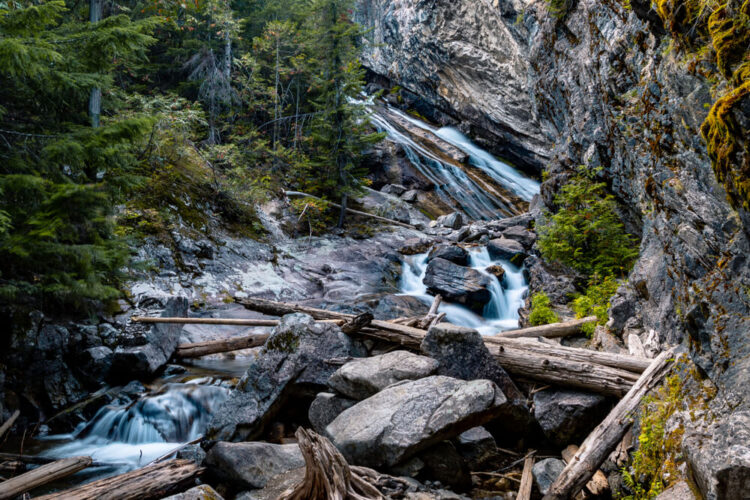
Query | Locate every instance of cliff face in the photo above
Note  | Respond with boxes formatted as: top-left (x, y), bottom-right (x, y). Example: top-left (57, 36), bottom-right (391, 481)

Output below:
top-left (357, 0), bottom-right (750, 497)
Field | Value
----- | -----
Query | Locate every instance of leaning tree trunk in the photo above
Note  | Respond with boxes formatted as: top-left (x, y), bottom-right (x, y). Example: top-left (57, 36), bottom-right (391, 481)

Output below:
top-left (89, 0), bottom-right (101, 128)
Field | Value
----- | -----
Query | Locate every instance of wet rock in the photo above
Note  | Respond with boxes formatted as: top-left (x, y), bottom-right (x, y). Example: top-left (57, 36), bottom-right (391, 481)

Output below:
top-left (501, 226), bottom-right (536, 249)
top-left (308, 392), bottom-right (357, 435)
top-left (204, 441), bottom-right (304, 490)
top-left (532, 458), bottom-right (565, 496)
top-left (207, 314), bottom-right (365, 441)
top-left (533, 389), bottom-right (609, 447)
top-left (427, 244), bottom-right (469, 266)
top-left (487, 238), bottom-right (525, 262)
top-left (455, 427), bottom-right (497, 468)
top-left (177, 444), bottom-right (206, 464)
top-left (423, 258), bottom-right (491, 312)
top-left (442, 212), bottom-right (464, 230)
top-left (328, 350), bottom-right (439, 400)
top-left (421, 323), bottom-right (534, 435)
top-left (383, 184), bottom-right (407, 196)
top-left (485, 264), bottom-right (506, 280)
top-left (524, 255), bottom-right (577, 306)
top-left (78, 346), bottom-right (113, 383)
top-left (655, 481), bottom-right (697, 500)
top-left (419, 441), bottom-right (471, 491)
top-left (234, 468), bottom-right (305, 500)
top-left (400, 237), bottom-right (433, 255)
top-left (453, 226), bottom-right (471, 242)
top-left (110, 296), bottom-right (188, 381)
top-left (162, 485), bottom-right (224, 500)
top-left (401, 189), bottom-right (420, 202)
top-left (326, 375), bottom-right (508, 468)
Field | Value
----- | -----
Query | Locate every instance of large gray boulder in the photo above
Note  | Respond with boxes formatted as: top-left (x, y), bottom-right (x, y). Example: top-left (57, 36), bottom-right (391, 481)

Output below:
top-left (308, 392), bottom-right (357, 435)
top-left (207, 314), bottom-right (365, 441)
top-left (327, 350), bottom-right (439, 400)
top-left (501, 225), bottom-right (537, 249)
top-left (204, 441), bottom-right (304, 490)
top-left (423, 258), bottom-right (491, 312)
top-left (533, 389), bottom-right (609, 447)
top-left (487, 238), bottom-right (526, 263)
top-left (655, 481), bottom-right (698, 500)
top-left (111, 297), bottom-right (188, 379)
top-left (442, 212), bottom-right (464, 229)
top-left (532, 458), bottom-right (566, 496)
top-left (427, 244), bottom-right (470, 266)
top-left (455, 427), bottom-right (497, 469)
top-left (326, 375), bottom-right (508, 468)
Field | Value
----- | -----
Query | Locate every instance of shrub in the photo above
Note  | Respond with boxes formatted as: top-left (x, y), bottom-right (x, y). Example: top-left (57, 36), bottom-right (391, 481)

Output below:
top-left (571, 274), bottom-right (620, 337)
top-left (537, 166), bottom-right (639, 278)
top-left (545, 0), bottom-right (575, 19)
top-left (528, 292), bottom-right (560, 326)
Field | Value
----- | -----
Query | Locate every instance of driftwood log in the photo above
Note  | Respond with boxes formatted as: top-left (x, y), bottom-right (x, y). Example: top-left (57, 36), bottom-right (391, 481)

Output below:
top-left (516, 455), bottom-right (535, 500)
top-left (0, 410), bottom-right (19, 442)
top-left (543, 349), bottom-right (677, 499)
top-left (492, 316), bottom-right (597, 339)
top-left (417, 295), bottom-right (442, 329)
top-left (561, 445), bottom-right (609, 496)
top-left (37, 459), bottom-right (203, 500)
top-left (131, 316), bottom-right (343, 326)
top-left (286, 191), bottom-right (416, 229)
top-left (278, 428), bottom-right (384, 500)
top-left (0, 456), bottom-right (92, 500)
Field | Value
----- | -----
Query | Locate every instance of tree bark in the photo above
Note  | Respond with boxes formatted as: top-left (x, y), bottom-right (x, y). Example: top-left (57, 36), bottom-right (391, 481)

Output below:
top-left (543, 349), bottom-right (677, 499)
top-left (0, 409), bottom-right (19, 441)
top-left (88, 0), bottom-right (101, 128)
top-left (491, 316), bottom-right (597, 339)
top-left (0, 456), bottom-right (92, 500)
top-left (36, 459), bottom-right (203, 500)
top-left (175, 334), bottom-right (270, 358)
top-left (131, 316), bottom-right (343, 326)
top-left (561, 445), bottom-right (609, 496)
top-left (516, 455), bottom-right (535, 500)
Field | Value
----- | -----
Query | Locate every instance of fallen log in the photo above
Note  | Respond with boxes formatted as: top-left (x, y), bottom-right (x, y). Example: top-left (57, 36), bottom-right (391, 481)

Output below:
top-left (285, 191), bottom-right (417, 229)
top-left (516, 454), bottom-right (535, 500)
top-left (176, 334), bottom-right (270, 358)
top-left (492, 316), bottom-right (597, 339)
top-left (278, 428), bottom-right (384, 500)
top-left (131, 316), bottom-right (343, 326)
top-left (561, 445), bottom-right (608, 496)
top-left (417, 295), bottom-right (442, 329)
top-left (0, 456), bottom-right (91, 500)
top-left (37, 458), bottom-right (203, 500)
top-left (0, 453), bottom-right (56, 465)
top-left (0, 410), bottom-right (19, 441)
top-left (340, 312), bottom-right (374, 335)
top-left (543, 348), bottom-right (677, 500)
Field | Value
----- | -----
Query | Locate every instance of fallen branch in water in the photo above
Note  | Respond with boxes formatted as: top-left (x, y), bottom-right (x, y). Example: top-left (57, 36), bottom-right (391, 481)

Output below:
top-left (0, 456), bottom-right (92, 500)
top-left (0, 410), bottom-right (19, 442)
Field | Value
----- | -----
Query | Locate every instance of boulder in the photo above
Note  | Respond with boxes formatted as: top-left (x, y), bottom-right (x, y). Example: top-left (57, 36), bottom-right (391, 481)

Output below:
top-left (401, 189), bottom-right (420, 202)
top-left (207, 314), bottom-right (365, 441)
top-left (176, 444), bottom-right (206, 464)
top-left (161, 485), bottom-right (224, 500)
top-left (533, 389), bottom-right (609, 447)
top-left (487, 238), bottom-right (526, 263)
top-left (326, 375), bottom-right (508, 468)
top-left (421, 323), bottom-right (534, 435)
top-left (111, 296), bottom-right (188, 380)
top-left (532, 458), bottom-right (566, 496)
top-left (655, 481), bottom-right (698, 499)
top-left (204, 441), bottom-right (304, 490)
top-left (501, 225), bottom-right (536, 248)
top-left (308, 392), bottom-right (357, 435)
top-left (442, 212), bottom-right (464, 229)
top-left (78, 346), bottom-right (113, 382)
top-left (382, 184), bottom-right (407, 196)
top-left (400, 237), bottom-right (433, 255)
top-left (423, 258), bottom-right (491, 312)
top-left (485, 264), bottom-right (506, 280)
top-left (427, 244), bottom-right (470, 266)
top-left (419, 441), bottom-right (471, 491)
top-left (328, 350), bottom-right (439, 400)
top-left (455, 427), bottom-right (497, 468)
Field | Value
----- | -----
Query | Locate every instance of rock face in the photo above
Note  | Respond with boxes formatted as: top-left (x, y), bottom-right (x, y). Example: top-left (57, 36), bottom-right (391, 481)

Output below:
top-left (308, 392), bottom-right (357, 435)
top-left (326, 375), bottom-right (508, 468)
top-left (207, 314), bottom-right (364, 441)
top-left (532, 458), bottom-right (565, 496)
top-left (355, 0), bottom-right (551, 174)
top-left (423, 258), bottom-right (491, 312)
top-left (533, 389), bottom-right (610, 447)
top-left (204, 441), bottom-right (304, 490)
top-left (327, 350), bottom-right (439, 400)
top-left (111, 296), bottom-right (188, 380)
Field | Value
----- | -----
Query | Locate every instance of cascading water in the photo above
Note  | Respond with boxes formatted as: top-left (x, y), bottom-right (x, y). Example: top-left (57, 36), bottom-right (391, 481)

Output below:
top-left (400, 247), bottom-right (528, 334)
top-left (38, 380), bottom-right (230, 478)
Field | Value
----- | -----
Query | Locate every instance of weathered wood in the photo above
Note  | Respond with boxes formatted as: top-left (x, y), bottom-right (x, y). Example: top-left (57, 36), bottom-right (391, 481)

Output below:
top-left (148, 436), bottom-right (203, 465)
top-left (516, 455), bottom-right (535, 500)
top-left (561, 445), bottom-right (609, 496)
top-left (341, 312), bottom-right (374, 335)
top-left (0, 410), bottom-right (19, 441)
top-left (543, 349), bottom-right (677, 500)
top-left (286, 191), bottom-right (417, 229)
top-left (493, 316), bottom-right (597, 339)
top-left (0, 456), bottom-right (91, 499)
top-left (278, 428), bottom-right (384, 500)
top-left (131, 316), bottom-right (343, 326)
top-left (628, 333), bottom-right (648, 358)
top-left (37, 458), bottom-right (203, 500)
top-left (0, 453), bottom-right (57, 465)
top-left (417, 295), bottom-right (442, 329)
top-left (175, 334), bottom-right (270, 358)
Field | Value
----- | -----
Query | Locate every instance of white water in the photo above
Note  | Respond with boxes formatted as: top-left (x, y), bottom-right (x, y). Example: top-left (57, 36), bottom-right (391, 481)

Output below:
top-left (370, 105), bottom-right (539, 220)
top-left (39, 380), bottom-right (230, 476)
top-left (400, 247), bottom-right (528, 334)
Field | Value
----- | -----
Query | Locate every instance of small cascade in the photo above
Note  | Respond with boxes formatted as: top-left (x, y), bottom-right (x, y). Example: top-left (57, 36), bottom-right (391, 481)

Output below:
top-left (41, 381), bottom-right (230, 474)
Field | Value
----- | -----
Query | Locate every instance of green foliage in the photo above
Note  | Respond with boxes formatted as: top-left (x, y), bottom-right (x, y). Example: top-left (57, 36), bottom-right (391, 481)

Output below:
top-left (290, 197), bottom-right (332, 235)
top-left (545, 0), bottom-right (574, 19)
top-left (537, 166), bottom-right (639, 278)
top-left (571, 274), bottom-right (620, 337)
top-left (528, 292), bottom-right (560, 326)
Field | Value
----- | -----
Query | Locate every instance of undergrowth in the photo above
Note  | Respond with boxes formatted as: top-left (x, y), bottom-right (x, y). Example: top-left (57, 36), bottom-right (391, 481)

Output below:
top-left (528, 292), bottom-right (560, 325)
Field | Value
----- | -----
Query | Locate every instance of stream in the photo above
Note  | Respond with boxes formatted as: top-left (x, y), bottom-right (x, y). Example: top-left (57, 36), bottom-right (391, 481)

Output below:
top-left (24, 101), bottom-right (540, 489)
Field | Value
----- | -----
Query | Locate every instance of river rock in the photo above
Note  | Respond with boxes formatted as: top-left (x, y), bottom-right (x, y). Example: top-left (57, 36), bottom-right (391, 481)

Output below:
top-left (456, 427), bottom-right (497, 468)
top-left (442, 212), bottom-right (464, 229)
top-left (308, 392), bottom-right (357, 435)
top-left (487, 238), bottom-right (525, 263)
top-left (78, 346), bottom-right (113, 382)
top-left (423, 258), bottom-right (491, 312)
top-left (533, 389), bottom-right (610, 447)
top-left (532, 458), bottom-right (566, 496)
top-left (207, 313), bottom-right (365, 441)
top-left (328, 350), bottom-right (439, 400)
top-left (485, 264), bottom-right (505, 280)
top-left (655, 480), bottom-right (697, 500)
top-left (427, 244), bottom-right (469, 266)
top-left (401, 189), bottom-right (419, 202)
top-left (382, 183), bottom-right (407, 196)
top-left (421, 323), bottom-right (534, 435)
top-left (400, 237), bottom-right (433, 255)
top-left (204, 441), bottom-right (304, 490)
top-left (501, 225), bottom-right (536, 249)
top-left (326, 375), bottom-right (508, 468)
top-left (419, 441), bottom-right (471, 491)
top-left (110, 296), bottom-right (188, 380)
top-left (162, 485), bottom-right (224, 500)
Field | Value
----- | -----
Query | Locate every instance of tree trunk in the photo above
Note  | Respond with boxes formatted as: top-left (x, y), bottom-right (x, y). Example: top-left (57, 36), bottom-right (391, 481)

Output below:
top-left (516, 455), bottom-right (535, 500)
top-left (0, 456), bottom-right (92, 500)
top-left (36, 459), bottom-right (203, 500)
top-left (337, 193), bottom-right (347, 228)
top-left (542, 349), bottom-right (677, 499)
top-left (491, 316), bottom-right (597, 339)
top-left (0, 409), bottom-right (19, 441)
top-left (88, 0), bottom-right (102, 128)
top-left (175, 334), bottom-right (270, 358)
